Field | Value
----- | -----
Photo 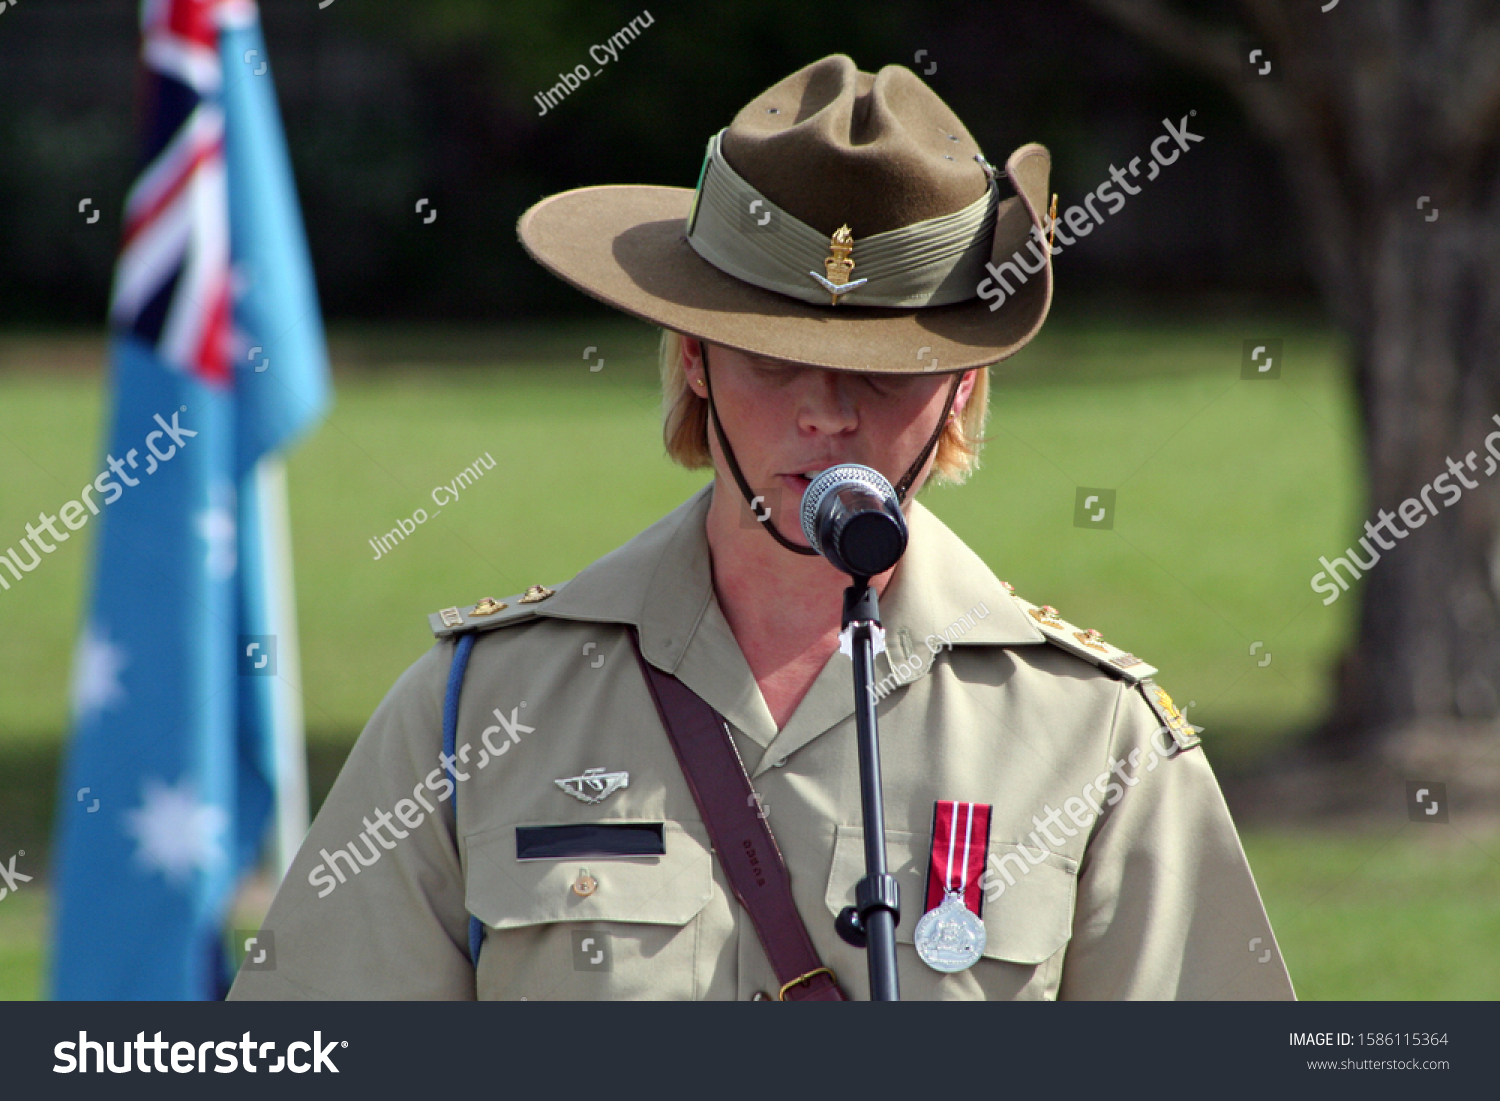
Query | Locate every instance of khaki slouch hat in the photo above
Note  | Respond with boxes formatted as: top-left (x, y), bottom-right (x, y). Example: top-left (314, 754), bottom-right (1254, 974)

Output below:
top-left (518, 53), bottom-right (1054, 375)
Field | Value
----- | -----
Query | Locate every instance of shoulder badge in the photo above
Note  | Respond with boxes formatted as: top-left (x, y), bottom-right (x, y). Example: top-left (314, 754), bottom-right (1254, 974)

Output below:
top-left (1001, 584), bottom-right (1157, 683)
top-left (429, 582), bottom-right (565, 639)
top-left (1136, 680), bottom-right (1202, 752)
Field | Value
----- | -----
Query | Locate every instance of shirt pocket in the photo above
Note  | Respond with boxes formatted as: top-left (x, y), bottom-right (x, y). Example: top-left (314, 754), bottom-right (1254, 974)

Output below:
top-left (822, 825), bottom-right (1078, 999)
top-left (463, 818), bottom-right (718, 1000)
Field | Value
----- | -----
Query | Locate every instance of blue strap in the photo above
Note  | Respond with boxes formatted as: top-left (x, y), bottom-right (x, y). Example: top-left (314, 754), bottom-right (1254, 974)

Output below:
top-left (442, 633), bottom-right (476, 760)
top-left (441, 632), bottom-right (486, 968)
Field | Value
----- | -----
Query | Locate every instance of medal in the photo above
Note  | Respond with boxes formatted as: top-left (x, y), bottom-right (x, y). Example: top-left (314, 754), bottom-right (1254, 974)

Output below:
top-left (914, 890), bottom-right (986, 972)
top-left (914, 800), bottom-right (992, 973)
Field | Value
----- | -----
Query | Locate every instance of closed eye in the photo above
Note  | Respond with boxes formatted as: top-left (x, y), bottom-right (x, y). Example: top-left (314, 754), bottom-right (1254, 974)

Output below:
top-left (751, 361), bottom-right (801, 384)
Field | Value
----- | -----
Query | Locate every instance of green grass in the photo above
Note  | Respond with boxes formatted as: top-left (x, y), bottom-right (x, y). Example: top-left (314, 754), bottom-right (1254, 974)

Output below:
top-left (0, 887), bottom-right (46, 1001)
top-left (1, 313), bottom-right (1361, 759)
top-left (1245, 828), bottom-right (1500, 999)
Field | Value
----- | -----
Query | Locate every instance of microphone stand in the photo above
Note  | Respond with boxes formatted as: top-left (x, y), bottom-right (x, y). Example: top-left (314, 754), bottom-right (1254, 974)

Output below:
top-left (834, 577), bottom-right (901, 1001)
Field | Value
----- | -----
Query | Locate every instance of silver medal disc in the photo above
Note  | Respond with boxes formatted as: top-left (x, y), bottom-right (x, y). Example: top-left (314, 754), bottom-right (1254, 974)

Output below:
top-left (913, 890), bottom-right (986, 973)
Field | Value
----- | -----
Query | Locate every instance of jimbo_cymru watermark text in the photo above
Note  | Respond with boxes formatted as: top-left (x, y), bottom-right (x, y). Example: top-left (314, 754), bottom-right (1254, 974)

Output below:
top-left (368, 451), bottom-right (495, 561)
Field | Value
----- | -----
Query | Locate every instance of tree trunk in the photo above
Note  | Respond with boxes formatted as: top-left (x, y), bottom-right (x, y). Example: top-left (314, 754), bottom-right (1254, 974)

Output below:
top-left (1084, 0), bottom-right (1500, 752)
top-left (1326, 191), bottom-right (1500, 743)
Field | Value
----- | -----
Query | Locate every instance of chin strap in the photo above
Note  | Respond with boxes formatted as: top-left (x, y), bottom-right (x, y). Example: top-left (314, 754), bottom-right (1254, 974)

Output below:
top-left (893, 372), bottom-right (962, 502)
top-left (701, 344), bottom-right (818, 556)
top-left (699, 344), bottom-right (963, 558)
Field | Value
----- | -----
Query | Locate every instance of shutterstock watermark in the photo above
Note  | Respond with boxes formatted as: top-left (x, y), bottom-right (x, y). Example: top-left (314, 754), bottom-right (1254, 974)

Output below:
top-left (1, 408), bottom-right (197, 592)
top-left (54, 1031), bottom-right (344, 1074)
top-left (1311, 414), bottom-right (1500, 605)
top-left (0, 850), bottom-right (32, 902)
top-left (977, 113), bottom-right (1204, 312)
top-left (233, 928), bottom-right (276, 971)
top-left (534, 10), bottom-right (654, 117)
top-left (979, 710), bottom-right (1201, 901)
top-left (309, 702), bottom-right (531, 899)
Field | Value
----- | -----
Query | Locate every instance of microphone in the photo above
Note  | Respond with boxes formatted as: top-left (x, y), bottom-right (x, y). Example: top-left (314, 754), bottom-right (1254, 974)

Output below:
top-left (800, 464), bottom-right (909, 577)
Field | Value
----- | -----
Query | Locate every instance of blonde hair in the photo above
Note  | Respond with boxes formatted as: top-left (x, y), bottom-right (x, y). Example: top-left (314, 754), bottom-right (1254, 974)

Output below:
top-left (658, 329), bottom-right (989, 487)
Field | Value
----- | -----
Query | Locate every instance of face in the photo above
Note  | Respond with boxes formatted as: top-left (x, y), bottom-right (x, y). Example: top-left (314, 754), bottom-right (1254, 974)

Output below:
top-left (682, 337), bottom-right (975, 544)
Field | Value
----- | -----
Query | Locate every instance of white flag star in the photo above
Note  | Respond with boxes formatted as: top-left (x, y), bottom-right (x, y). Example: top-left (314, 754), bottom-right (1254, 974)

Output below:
top-left (123, 776), bottom-right (228, 885)
top-left (195, 493), bottom-right (236, 579)
top-left (71, 623), bottom-right (129, 719)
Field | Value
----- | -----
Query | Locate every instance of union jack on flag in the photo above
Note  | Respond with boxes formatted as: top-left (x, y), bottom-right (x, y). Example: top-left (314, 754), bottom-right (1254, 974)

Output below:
top-left (108, 0), bottom-right (236, 386)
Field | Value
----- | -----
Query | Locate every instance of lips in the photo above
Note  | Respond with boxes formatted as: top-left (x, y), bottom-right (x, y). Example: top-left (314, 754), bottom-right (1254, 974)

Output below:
top-left (788, 466), bottom-right (833, 481)
top-left (780, 468), bottom-right (828, 493)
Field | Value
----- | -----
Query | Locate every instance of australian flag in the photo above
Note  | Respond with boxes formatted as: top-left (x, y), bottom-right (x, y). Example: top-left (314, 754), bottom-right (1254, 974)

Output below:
top-left (51, 0), bottom-right (330, 999)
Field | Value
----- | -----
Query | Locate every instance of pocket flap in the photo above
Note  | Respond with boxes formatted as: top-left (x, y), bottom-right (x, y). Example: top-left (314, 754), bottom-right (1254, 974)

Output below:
top-left (464, 819), bottom-right (716, 930)
top-left (823, 826), bottom-right (1077, 965)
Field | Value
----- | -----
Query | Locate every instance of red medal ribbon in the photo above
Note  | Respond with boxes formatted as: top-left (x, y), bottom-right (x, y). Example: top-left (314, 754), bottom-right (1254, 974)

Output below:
top-left (923, 800), bottom-right (992, 915)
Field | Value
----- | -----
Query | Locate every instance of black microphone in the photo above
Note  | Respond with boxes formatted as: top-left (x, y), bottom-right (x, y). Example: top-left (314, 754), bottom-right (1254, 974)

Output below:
top-left (799, 464), bottom-right (909, 577)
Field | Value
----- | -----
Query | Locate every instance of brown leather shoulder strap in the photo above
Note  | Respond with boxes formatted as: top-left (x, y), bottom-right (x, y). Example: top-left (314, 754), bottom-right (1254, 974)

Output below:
top-left (628, 629), bottom-right (845, 1001)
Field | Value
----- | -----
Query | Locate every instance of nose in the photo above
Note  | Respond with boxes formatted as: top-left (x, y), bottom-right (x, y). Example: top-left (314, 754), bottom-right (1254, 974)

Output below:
top-left (796, 369), bottom-right (857, 437)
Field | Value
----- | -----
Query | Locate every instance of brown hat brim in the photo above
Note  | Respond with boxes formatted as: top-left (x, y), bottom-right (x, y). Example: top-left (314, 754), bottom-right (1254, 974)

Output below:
top-left (517, 146), bottom-right (1054, 374)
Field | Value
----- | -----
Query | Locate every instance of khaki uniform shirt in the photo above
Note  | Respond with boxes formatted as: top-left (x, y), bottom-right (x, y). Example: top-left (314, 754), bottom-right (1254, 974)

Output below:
top-left (229, 485), bottom-right (1294, 1001)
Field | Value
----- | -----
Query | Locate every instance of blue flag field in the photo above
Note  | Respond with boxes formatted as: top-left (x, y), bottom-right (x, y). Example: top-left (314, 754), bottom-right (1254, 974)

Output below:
top-left (50, 0), bottom-right (330, 1000)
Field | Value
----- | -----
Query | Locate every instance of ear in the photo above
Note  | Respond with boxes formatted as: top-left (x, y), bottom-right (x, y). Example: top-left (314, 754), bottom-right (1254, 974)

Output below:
top-left (953, 369), bottom-right (978, 417)
top-left (681, 336), bottom-right (708, 394)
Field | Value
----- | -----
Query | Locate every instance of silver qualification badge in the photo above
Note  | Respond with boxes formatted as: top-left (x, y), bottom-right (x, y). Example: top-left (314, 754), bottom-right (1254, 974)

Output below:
top-left (555, 767), bottom-right (629, 805)
top-left (913, 889), bottom-right (986, 973)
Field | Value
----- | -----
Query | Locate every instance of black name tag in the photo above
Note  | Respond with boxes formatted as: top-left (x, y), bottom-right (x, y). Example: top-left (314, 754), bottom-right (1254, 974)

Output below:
top-left (514, 823), bottom-right (666, 861)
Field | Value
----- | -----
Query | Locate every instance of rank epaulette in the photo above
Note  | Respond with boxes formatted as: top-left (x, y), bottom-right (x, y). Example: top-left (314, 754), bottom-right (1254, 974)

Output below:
top-left (1000, 583), bottom-right (1158, 683)
top-left (428, 583), bottom-right (563, 639)
top-left (1000, 583), bottom-right (1200, 752)
top-left (1135, 680), bottom-right (1202, 751)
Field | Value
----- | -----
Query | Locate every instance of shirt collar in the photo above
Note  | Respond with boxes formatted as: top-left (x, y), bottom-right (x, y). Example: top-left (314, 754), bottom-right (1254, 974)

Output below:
top-left (877, 493), bottom-right (1045, 663)
top-left (528, 483), bottom-right (718, 672)
top-left (530, 483), bottom-right (1046, 755)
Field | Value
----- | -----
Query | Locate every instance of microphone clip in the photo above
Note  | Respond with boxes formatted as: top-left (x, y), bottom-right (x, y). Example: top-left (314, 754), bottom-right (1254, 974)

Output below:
top-left (837, 620), bottom-right (887, 659)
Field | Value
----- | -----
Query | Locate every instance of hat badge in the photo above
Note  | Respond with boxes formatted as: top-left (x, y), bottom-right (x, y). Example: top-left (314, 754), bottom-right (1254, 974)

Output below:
top-left (807, 224), bottom-right (869, 306)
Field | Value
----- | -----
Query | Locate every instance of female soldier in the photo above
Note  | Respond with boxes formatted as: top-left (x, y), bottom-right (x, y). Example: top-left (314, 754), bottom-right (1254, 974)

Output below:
top-left (230, 54), bottom-right (1293, 1001)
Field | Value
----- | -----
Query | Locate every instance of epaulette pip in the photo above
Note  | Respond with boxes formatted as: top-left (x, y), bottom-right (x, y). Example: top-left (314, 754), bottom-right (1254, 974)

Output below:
top-left (1002, 583), bottom-right (1200, 752)
top-left (1002, 583), bottom-right (1158, 683)
top-left (428, 583), bottom-right (563, 639)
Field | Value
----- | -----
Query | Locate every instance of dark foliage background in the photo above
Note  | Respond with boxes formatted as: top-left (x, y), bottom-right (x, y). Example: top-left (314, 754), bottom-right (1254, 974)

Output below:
top-left (0, 0), bottom-right (1309, 326)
